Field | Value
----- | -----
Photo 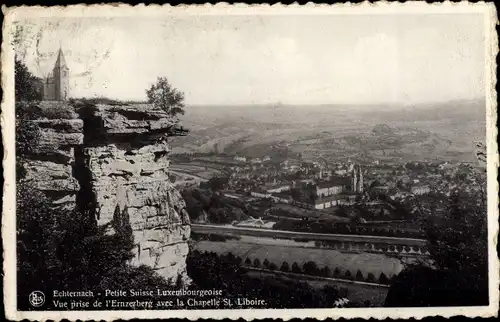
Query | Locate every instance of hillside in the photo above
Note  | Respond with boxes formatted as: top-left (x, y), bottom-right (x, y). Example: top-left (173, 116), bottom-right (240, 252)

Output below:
top-left (169, 99), bottom-right (486, 163)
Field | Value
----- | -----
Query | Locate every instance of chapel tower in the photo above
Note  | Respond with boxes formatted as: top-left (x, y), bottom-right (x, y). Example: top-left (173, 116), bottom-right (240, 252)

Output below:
top-left (52, 47), bottom-right (70, 101)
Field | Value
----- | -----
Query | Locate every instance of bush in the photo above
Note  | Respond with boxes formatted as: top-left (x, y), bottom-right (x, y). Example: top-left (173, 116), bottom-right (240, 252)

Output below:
top-left (344, 270), bottom-right (352, 280)
top-left (366, 273), bottom-right (376, 283)
top-left (320, 266), bottom-right (331, 277)
top-left (355, 270), bottom-right (364, 281)
top-left (263, 258), bottom-right (270, 268)
top-left (280, 261), bottom-right (290, 272)
top-left (268, 262), bottom-right (278, 270)
top-left (15, 58), bottom-right (42, 102)
top-left (38, 104), bottom-right (78, 119)
top-left (333, 267), bottom-right (341, 277)
top-left (303, 261), bottom-right (319, 275)
top-left (245, 258), bottom-right (252, 266)
top-left (253, 258), bottom-right (261, 268)
top-left (379, 272), bottom-right (390, 285)
top-left (291, 262), bottom-right (301, 274)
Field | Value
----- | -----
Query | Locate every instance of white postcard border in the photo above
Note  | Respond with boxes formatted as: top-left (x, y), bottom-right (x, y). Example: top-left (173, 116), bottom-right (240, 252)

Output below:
top-left (2, 2), bottom-right (499, 321)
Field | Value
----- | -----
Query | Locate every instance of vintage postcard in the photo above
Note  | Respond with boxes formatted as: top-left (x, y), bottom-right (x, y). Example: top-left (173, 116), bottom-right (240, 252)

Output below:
top-left (2, 2), bottom-right (499, 321)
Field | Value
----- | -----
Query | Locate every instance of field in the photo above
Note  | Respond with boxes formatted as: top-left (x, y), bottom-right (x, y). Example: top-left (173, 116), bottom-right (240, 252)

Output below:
top-left (169, 100), bottom-right (485, 163)
top-left (170, 163), bottom-right (222, 180)
top-left (193, 239), bottom-right (404, 279)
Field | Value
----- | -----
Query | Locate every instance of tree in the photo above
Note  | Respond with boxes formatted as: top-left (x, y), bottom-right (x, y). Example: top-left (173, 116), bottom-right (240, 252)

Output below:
top-left (15, 57), bottom-right (42, 102)
top-left (355, 270), bottom-right (364, 281)
top-left (244, 258), bottom-right (252, 266)
top-left (320, 266), bottom-right (331, 277)
top-left (291, 262), bottom-right (301, 274)
top-left (146, 76), bottom-right (185, 119)
top-left (263, 258), bottom-right (270, 268)
top-left (378, 273), bottom-right (389, 285)
top-left (385, 190), bottom-right (488, 307)
top-left (426, 191), bottom-right (487, 275)
top-left (15, 60), bottom-right (43, 179)
top-left (366, 273), bottom-right (376, 283)
top-left (268, 262), bottom-right (277, 270)
top-left (253, 258), bottom-right (261, 268)
top-left (290, 188), bottom-right (302, 201)
top-left (280, 261), bottom-right (290, 272)
top-left (303, 261), bottom-right (318, 275)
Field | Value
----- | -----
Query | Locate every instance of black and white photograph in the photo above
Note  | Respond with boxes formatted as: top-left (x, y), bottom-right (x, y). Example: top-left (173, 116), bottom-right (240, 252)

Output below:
top-left (2, 3), bottom-right (498, 321)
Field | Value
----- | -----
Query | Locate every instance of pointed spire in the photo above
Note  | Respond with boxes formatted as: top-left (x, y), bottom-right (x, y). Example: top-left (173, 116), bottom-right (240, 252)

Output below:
top-left (54, 47), bottom-right (67, 69)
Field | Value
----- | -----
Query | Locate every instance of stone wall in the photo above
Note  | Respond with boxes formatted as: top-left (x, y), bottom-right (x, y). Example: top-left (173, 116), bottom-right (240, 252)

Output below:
top-left (21, 101), bottom-right (191, 285)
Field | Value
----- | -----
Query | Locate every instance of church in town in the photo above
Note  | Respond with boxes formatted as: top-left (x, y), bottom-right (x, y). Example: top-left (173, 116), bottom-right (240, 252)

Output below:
top-left (40, 47), bottom-right (70, 101)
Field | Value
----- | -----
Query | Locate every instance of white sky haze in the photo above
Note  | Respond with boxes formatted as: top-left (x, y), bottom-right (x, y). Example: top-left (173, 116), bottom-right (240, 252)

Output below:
top-left (14, 14), bottom-right (485, 105)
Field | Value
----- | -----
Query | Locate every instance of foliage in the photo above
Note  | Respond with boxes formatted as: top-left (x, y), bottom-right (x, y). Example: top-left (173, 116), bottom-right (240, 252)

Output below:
top-left (16, 183), bottom-right (173, 309)
top-left (181, 188), bottom-right (249, 224)
top-left (302, 261), bottom-right (319, 275)
top-left (16, 103), bottom-right (41, 157)
top-left (291, 262), bottom-right (301, 274)
top-left (15, 58), bottom-right (183, 309)
top-left (200, 176), bottom-right (230, 191)
top-left (280, 261), bottom-right (290, 272)
top-left (385, 190), bottom-right (488, 307)
top-left (146, 76), bottom-right (185, 119)
top-left (15, 57), bottom-right (42, 102)
top-left (187, 250), bottom-right (347, 308)
top-left (69, 97), bottom-right (146, 106)
top-left (320, 266), bottom-right (331, 277)
top-left (425, 191), bottom-right (487, 275)
top-left (378, 272), bottom-right (389, 285)
top-left (37, 104), bottom-right (78, 120)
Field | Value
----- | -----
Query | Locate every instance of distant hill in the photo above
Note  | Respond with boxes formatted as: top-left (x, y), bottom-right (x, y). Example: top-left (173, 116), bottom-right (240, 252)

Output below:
top-left (169, 99), bottom-right (486, 163)
top-left (372, 124), bottom-right (394, 135)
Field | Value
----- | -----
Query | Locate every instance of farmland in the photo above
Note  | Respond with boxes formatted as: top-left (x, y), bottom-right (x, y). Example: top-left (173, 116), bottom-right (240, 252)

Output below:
top-left (170, 163), bottom-right (223, 179)
top-left (170, 100), bottom-right (485, 163)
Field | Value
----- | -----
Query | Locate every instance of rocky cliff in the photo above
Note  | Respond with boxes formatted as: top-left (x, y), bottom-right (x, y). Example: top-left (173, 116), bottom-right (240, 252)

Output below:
top-left (21, 101), bottom-right (191, 285)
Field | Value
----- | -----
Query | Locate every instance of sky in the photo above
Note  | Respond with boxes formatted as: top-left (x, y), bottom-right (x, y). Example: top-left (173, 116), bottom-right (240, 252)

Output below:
top-left (13, 14), bottom-right (485, 105)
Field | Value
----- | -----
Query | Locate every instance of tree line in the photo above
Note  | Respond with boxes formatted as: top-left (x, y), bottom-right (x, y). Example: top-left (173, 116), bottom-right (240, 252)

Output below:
top-left (187, 250), bottom-right (354, 308)
top-left (241, 256), bottom-right (392, 285)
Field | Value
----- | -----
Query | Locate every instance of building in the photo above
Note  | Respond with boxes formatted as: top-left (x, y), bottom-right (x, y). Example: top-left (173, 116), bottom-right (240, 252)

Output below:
top-left (411, 185), bottom-right (431, 195)
top-left (265, 183), bottom-right (291, 194)
top-left (43, 47), bottom-right (70, 101)
top-left (234, 156), bottom-right (247, 162)
top-left (312, 192), bottom-right (357, 209)
top-left (315, 181), bottom-right (345, 198)
top-left (351, 164), bottom-right (364, 193)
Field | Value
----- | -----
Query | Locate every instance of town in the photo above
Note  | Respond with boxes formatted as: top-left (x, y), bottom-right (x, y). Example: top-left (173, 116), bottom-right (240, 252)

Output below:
top-left (171, 151), bottom-right (484, 232)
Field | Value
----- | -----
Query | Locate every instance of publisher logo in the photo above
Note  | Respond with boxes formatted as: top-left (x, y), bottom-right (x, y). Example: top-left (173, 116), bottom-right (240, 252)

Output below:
top-left (29, 291), bottom-right (45, 307)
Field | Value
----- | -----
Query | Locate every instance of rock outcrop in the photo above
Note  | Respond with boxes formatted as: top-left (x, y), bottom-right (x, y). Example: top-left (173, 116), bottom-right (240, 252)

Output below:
top-left (23, 118), bottom-right (84, 210)
top-left (21, 101), bottom-right (191, 285)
